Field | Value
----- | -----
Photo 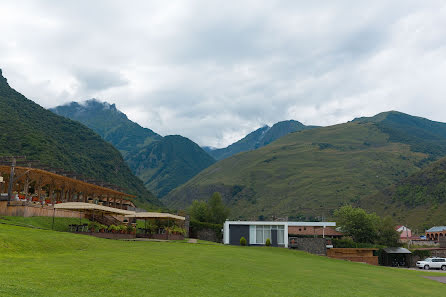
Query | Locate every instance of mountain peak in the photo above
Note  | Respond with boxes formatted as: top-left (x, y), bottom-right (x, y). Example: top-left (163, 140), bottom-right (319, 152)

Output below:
top-left (0, 68), bottom-right (9, 86)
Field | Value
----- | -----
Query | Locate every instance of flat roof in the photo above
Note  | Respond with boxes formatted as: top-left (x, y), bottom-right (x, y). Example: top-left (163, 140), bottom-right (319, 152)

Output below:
top-left (125, 212), bottom-right (185, 221)
top-left (383, 247), bottom-right (412, 254)
top-left (54, 202), bottom-right (135, 215)
top-left (225, 221), bottom-right (336, 227)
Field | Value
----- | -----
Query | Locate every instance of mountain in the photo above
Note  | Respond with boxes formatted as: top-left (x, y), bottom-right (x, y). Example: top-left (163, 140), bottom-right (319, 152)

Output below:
top-left (208, 120), bottom-right (317, 160)
top-left (0, 69), bottom-right (159, 208)
top-left (360, 156), bottom-right (446, 230)
top-left (51, 100), bottom-right (215, 197)
top-left (164, 111), bottom-right (446, 221)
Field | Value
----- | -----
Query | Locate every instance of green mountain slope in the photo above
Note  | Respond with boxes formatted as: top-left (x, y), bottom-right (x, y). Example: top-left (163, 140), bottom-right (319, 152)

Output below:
top-left (165, 111), bottom-right (446, 220)
top-left (51, 100), bottom-right (162, 159)
top-left (208, 120), bottom-right (316, 160)
top-left (51, 100), bottom-right (215, 197)
top-left (360, 157), bottom-right (446, 230)
top-left (0, 69), bottom-right (159, 208)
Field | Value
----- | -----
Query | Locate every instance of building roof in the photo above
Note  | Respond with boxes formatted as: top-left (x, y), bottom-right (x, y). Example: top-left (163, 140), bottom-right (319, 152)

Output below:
top-left (125, 212), bottom-right (185, 221)
top-left (225, 221), bottom-right (336, 227)
top-left (54, 202), bottom-right (135, 215)
top-left (426, 226), bottom-right (446, 232)
top-left (383, 247), bottom-right (411, 254)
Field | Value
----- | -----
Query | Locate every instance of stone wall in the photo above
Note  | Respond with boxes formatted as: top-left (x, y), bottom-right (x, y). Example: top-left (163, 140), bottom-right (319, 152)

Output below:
top-left (289, 237), bottom-right (327, 255)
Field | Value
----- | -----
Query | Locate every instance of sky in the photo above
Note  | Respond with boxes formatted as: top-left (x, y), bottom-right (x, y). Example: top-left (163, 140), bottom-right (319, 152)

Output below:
top-left (1, 1), bottom-right (446, 148)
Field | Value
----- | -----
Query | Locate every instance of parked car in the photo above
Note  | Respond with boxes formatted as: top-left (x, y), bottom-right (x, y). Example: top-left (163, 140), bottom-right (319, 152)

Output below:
top-left (416, 257), bottom-right (446, 270)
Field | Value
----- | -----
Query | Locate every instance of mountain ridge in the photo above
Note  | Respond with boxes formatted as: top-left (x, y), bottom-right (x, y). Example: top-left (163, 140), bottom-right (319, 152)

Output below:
top-left (164, 111), bottom-right (446, 224)
top-left (208, 120), bottom-right (317, 160)
top-left (51, 99), bottom-right (215, 197)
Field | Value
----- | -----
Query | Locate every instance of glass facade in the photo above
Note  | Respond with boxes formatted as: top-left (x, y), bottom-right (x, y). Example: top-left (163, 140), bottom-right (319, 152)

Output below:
top-left (249, 225), bottom-right (285, 245)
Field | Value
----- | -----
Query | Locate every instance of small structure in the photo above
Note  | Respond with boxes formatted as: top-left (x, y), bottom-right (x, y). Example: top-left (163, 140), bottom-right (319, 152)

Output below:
top-left (380, 247), bottom-right (412, 267)
top-left (426, 226), bottom-right (446, 241)
top-left (125, 212), bottom-right (186, 240)
top-left (223, 221), bottom-right (336, 248)
top-left (327, 248), bottom-right (379, 265)
top-left (396, 225), bottom-right (412, 239)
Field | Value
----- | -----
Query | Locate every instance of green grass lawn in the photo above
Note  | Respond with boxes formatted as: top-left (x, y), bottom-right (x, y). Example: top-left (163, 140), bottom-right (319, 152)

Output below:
top-left (0, 223), bottom-right (445, 297)
top-left (0, 216), bottom-right (90, 232)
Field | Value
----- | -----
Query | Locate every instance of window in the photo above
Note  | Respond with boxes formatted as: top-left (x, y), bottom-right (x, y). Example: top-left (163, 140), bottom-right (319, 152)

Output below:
top-left (251, 225), bottom-right (285, 245)
top-left (256, 226), bottom-right (264, 244)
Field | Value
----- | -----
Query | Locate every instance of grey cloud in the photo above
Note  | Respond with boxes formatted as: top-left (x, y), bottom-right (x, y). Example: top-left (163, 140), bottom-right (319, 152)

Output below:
top-left (1, 0), bottom-right (446, 147)
top-left (73, 68), bottom-right (129, 92)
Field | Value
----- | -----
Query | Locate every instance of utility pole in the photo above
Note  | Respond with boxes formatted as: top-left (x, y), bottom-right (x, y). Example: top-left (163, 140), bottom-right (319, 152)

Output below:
top-left (7, 158), bottom-right (16, 204)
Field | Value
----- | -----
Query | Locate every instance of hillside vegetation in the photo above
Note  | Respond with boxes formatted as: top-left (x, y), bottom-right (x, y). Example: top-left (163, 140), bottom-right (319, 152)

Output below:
top-left (361, 157), bottom-right (446, 230)
top-left (165, 112), bottom-right (446, 222)
top-left (208, 120), bottom-right (317, 160)
top-left (51, 100), bottom-right (215, 197)
top-left (0, 224), bottom-right (444, 296)
top-left (0, 69), bottom-right (159, 208)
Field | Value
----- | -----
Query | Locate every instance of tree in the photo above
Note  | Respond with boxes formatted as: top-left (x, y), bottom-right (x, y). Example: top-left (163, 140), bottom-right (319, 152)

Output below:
top-left (334, 205), bottom-right (402, 247)
top-left (376, 216), bottom-right (401, 247)
top-left (208, 192), bottom-right (230, 224)
top-left (334, 205), bottom-right (379, 244)
top-left (189, 192), bottom-right (230, 224)
top-left (189, 200), bottom-right (210, 222)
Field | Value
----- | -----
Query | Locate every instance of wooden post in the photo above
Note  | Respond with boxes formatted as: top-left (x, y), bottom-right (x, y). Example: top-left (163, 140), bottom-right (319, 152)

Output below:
top-left (7, 158), bottom-right (16, 203)
top-left (52, 207), bottom-right (55, 230)
top-left (48, 184), bottom-right (54, 205)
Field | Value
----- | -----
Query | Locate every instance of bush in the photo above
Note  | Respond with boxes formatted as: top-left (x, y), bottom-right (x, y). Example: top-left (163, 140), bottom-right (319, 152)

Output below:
top-left (190, 220), bottom-right (222, 240)
top-left (411, 249), bottom-right (431, 259)
top-left (240, 237), bottom-right (247, 246)
top-left (265, 238), bottom-right (271, 246)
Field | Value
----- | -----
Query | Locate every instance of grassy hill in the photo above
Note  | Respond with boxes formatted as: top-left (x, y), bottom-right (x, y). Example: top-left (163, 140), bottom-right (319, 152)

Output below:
top-left (360, 157), bottom-right (446, 230)
top-left (0, 69), bottom-right (160, 208)
top-left (0, 223), bottom-right (444, 296)
top-left (165, 112), bottom-right (446, 221)
top-left (51, 100), bottom-right (215, 197)
top-left (208, 120), bottom-right (317, 160)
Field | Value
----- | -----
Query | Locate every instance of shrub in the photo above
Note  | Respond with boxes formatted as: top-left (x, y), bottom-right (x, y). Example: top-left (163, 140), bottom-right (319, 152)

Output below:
top-left (411, 249), bottom-right (431, 259)
top-left (240, 237), bottom-right (247, 246)
top-left (265, 238), bottom-right (271, 246)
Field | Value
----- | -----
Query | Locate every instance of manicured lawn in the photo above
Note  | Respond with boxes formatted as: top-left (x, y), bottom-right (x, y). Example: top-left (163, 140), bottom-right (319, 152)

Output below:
top-left (0, 216), bottom-right (89, 232)
top-left (0, 223), bottom-right (445, 296)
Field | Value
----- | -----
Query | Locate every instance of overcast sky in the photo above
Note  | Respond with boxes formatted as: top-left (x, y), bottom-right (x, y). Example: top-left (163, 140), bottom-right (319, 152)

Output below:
top-left (1, 1), bottom-right (446, 148)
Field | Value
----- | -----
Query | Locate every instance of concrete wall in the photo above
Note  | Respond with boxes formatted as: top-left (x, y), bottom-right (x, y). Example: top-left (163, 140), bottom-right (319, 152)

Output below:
top-left (0, 201), bottom-right (85, 219)
top-left (289, 237), bottom-right (327, 255)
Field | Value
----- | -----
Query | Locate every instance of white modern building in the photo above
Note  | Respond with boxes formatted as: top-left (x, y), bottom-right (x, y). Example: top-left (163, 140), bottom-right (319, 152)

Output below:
top-left (223, 221), bottom-right (337, 248)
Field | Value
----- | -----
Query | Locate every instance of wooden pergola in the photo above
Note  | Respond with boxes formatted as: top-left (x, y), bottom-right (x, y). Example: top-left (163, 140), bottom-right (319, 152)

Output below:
top-left (0, 165), bottom-right (135, 209)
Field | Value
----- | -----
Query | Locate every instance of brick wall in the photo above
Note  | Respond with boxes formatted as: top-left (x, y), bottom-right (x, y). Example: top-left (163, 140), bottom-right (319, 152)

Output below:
top-left (288, 226), bottom-right (342, 237)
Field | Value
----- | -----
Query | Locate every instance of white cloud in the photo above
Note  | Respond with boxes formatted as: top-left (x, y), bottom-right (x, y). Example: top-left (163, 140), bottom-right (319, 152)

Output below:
top-left (1, 0), bottom-right (446, 147)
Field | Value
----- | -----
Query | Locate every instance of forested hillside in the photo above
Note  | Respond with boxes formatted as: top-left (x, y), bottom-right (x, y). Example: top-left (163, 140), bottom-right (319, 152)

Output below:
top-left (360, 157), bottom-right (446, 230)
top-left (0, 69), bottom-right (160, 208)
